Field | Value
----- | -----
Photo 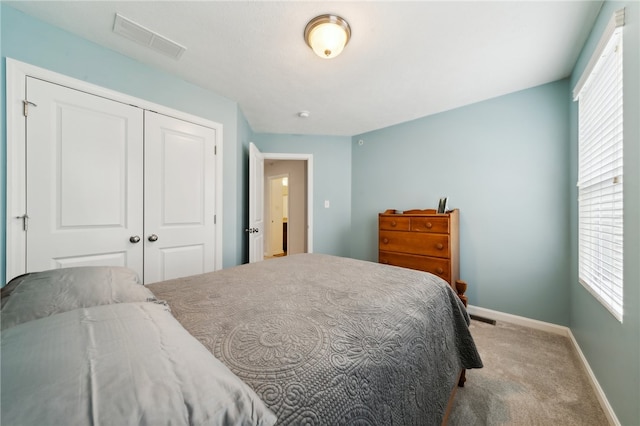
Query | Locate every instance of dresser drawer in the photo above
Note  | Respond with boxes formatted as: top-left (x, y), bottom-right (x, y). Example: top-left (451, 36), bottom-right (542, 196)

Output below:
top-left (379, 216), bottom-right (410, 231)
top-left (410, 216), bottom-right (450, 233)
top-left (379, 251), bottom-right (451, 283)
top-left (379, 231), bottom-right (450, 258)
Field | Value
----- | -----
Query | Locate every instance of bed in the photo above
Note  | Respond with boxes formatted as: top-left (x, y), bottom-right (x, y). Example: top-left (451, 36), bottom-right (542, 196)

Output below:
top-left (1, 253), bottom-right (482, 425)
top-left (149, 254), bottom-right (482, 424)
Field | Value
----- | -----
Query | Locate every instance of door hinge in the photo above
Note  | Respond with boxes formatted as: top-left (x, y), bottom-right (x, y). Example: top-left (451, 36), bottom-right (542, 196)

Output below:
top-left (23, 100), bottom-right (37, 117)
top-left (16, 214), bottom-right (29, 231)
top-left (214, 214), bottom-right (217, 225)
top-left (214, 145), bottom-right (217, 155)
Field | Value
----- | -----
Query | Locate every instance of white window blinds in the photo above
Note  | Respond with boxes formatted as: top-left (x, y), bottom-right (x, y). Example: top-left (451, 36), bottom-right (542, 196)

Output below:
top-left (574, 9), bottom-right (625, 322)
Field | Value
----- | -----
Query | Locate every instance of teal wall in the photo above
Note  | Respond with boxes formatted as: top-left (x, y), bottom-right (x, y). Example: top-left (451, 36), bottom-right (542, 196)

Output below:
top-left (351, 80), bottom-right (571, 326)
top-left (251, 134), bottom-right (352, 257)
top-left (569, 2), bottom-right (640, 425)
top-left (0, 4), bottom-right (244, 275)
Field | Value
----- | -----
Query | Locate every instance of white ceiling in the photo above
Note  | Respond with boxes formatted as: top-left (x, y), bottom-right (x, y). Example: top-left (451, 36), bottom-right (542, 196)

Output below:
top-left (7, 1), bottom-right (603, 136)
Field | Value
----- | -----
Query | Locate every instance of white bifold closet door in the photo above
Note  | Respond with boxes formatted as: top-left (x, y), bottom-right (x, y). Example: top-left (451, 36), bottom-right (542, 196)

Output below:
top-left (143, 111), bottom-right (216, 284)
top-left (25, 77), bottom-right (216, 284)
top-left (26, 78), bottom-right (145, 275)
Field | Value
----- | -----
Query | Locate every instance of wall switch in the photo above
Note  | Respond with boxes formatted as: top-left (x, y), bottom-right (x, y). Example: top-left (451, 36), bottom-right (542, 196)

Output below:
top-left (324, 200), bottom-right (330, 208)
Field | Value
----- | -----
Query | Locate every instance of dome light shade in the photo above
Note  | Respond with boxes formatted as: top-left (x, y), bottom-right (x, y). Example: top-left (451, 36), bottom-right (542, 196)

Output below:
top-left (304, 15), bottom-right (351, 59)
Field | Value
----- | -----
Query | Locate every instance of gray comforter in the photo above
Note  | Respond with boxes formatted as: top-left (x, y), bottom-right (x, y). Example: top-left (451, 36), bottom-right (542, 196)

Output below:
top-left (149, 254), bottom-right (483, 425)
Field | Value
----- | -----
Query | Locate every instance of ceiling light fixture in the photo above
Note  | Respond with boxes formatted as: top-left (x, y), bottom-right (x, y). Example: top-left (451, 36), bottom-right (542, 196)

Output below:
top-left (304, 14), bottom-right (351, 59)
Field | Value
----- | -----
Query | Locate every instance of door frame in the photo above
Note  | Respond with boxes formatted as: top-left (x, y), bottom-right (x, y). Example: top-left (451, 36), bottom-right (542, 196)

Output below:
top-left (262, 153), bottom-right (313, 255)
top-left (5, 58), bottom-right (224, 282)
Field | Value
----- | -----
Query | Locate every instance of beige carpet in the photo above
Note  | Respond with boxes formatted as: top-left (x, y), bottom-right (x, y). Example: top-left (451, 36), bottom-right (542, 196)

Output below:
top-left (448, 320), bottom-right (610, 425)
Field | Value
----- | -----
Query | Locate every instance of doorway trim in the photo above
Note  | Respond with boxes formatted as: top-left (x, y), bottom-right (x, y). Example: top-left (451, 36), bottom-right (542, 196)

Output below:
top-left (262, 153), bottom-right (314, 254)
top-left (5, 58), bottom-right (224, 281)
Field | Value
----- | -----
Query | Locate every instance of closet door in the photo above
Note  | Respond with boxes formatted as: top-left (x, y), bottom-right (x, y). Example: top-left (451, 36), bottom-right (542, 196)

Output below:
top-left (25, 77), bottom-right (144, 274)
top-left (143, 111), bottom-right (216, 284)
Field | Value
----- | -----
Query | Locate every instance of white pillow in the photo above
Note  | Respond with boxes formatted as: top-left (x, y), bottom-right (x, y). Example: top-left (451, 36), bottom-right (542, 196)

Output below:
top-left (1, 302), bottom-right (277, 426)
top-left (1, 266), bottom-right (155, 330)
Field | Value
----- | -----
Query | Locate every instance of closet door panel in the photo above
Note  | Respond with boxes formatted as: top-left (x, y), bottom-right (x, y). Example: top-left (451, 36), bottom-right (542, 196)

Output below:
top-left (144, 111), bottom-right (216, 284)
top-left (160, 245), bottom-right (205, 280)
top-left (25, 77), bottom-right (144, 275)
top-left (59, 106), bottom-right (125, 227)
top-left (162, 131), bottom-right (205, 225)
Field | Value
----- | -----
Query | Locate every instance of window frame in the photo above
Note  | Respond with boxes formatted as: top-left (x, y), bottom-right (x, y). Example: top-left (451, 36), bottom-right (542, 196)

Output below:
top-left (573, 9), bottom-right (625, 322)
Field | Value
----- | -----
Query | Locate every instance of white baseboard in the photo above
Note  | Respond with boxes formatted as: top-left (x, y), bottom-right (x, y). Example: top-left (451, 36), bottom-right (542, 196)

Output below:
top-left (467, 305), bottom-right (620, 426)
top-left (468, 305), bottom-right (569, 335)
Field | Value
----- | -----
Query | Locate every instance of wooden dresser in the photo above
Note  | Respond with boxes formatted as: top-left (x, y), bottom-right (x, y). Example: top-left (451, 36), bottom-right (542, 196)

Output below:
top-left (378, 208), bottom-right (460, 288)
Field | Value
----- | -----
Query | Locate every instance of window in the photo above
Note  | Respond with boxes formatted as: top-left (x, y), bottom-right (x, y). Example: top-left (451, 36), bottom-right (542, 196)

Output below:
top-left (573, 9), bottom-right (625, 322)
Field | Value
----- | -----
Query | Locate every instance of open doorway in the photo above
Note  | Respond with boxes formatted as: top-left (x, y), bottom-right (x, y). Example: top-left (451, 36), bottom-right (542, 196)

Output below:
top-left (266, 175), bottom-right (288, 257)
top-left (248, 143), bottom-right (313, 263)
top-left (264, 160), bottom-right (307, 258)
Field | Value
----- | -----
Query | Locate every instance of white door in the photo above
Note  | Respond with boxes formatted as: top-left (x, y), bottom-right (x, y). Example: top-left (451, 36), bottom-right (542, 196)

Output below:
top-left (144, 111), bottom-right (217, 284)
top-left (249, 143), bottom-right (264, 262)
top-left (25, 77), bottom-right (144, 274)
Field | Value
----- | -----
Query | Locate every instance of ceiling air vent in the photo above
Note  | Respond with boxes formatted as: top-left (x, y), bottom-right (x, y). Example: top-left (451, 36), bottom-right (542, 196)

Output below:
top-left (113, 13), bottom-right (186, 60)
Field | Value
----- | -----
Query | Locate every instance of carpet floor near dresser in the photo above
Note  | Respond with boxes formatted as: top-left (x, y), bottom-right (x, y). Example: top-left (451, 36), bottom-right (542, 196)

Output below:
top-left (448, 320), bottom-right (609, 425)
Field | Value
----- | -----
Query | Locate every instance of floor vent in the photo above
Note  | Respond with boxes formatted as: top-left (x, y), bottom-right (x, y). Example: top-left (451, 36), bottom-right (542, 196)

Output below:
top-left (470, 314), bottom-right (497, 325)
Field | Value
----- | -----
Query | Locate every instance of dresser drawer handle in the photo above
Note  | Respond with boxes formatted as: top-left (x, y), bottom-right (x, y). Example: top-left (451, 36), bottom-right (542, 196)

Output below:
top-left (436, 268), bottom-right (444, 274)
top-left (426, 222), bottom-right (433, 229)
top-left (382, 238), bottom-right (389, 244)
top-left (390, 221), bottom-right (397, 227)
top-left (436, 243), bottom-right (444, 250)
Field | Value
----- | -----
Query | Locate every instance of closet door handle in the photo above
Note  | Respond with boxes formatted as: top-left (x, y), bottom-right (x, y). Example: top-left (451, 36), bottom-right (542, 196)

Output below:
top-left (148, 234), bottom-right (159, 242)
top-left (129, 235), bottom-right (141, 243)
